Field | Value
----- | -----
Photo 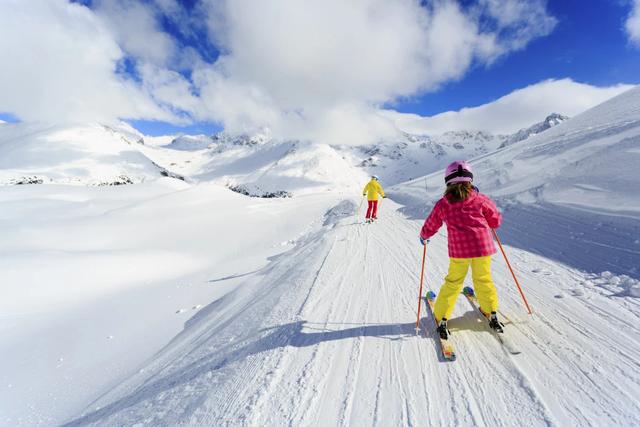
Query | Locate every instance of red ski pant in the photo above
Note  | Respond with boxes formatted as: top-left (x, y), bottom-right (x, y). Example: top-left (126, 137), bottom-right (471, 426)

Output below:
top-left (366, 200), bottom-right (378, 219)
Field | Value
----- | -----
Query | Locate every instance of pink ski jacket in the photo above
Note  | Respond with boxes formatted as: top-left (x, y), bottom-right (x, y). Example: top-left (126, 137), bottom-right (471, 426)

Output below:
top-left (420, 191), bottom-right (502, 259)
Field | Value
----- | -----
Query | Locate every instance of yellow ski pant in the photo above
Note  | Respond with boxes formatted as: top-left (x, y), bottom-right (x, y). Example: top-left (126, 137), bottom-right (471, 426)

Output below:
top-left (434, 256), bottom-right (498, 321)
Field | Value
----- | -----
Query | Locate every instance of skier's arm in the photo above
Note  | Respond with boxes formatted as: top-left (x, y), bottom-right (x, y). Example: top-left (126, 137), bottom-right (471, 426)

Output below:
top-left (362, 183), bottom-right (369, 196)
top-left (482, 197), bottom-right (502, 229)
top-left (420, 201), bottom-right (443, 240)
top-left (377, 182), bottom-right (385, 198)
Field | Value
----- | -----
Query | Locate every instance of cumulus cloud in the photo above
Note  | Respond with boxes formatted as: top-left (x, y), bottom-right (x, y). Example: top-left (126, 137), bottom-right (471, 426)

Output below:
top-left (192, 0), bottom-right (560, 143)
top-left (385, 79), bottom-right (635, 135)
top-left (92, 0), bottom-right (177, 66)
top-left (0, 0), bottom-right (564, 143)
top-left (0, 0), bottom-right (176, 124)
top-left (478, 0), bottom-right (557, 55)
top-left (627, 0), bottom-right (640, 45)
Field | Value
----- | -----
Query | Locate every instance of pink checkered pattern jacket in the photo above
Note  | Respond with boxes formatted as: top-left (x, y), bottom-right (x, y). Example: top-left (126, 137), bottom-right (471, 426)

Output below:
top-left (420, 191), bottom-right (502, 259)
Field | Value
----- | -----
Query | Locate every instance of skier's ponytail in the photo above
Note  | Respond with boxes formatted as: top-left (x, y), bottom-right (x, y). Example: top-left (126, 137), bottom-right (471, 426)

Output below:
top-left (444, 182), bottom-right (473, 202)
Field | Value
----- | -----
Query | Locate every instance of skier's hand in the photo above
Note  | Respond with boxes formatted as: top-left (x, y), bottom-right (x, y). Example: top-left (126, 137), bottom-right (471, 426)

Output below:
top-left (420, 237), bottom-right (429, 245)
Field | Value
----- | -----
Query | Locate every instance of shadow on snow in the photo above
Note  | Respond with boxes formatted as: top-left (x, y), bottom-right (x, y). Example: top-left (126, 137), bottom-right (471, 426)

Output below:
top-left (64, 312), bottom-right (484, 425)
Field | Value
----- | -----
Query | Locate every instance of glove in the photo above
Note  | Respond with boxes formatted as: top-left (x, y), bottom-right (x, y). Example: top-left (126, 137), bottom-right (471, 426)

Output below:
top-left (362, 194), bottom-right (366, 197)
top-left (420, 237), bottom-right (430, 245)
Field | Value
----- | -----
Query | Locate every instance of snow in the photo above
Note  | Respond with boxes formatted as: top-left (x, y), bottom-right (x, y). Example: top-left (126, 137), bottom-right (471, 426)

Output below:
top-left (0, 123), bottom-right (173, 185)
top-left (0, 179), bottom-right (345, 425)
top-left (333, 113), bottom-right (571, 187)
top-left (59, 204), bottom-right (640, 426)
top-left (141, 134), bottom-right (176, 147)
top-left (166, 134), bottom-right (213, 151)
top-left (1, 87), bottom-right (640, 426)
top-left (393, 86), bottom-right (640, 278)
top-left (142, 138), bottom-right (368, 195)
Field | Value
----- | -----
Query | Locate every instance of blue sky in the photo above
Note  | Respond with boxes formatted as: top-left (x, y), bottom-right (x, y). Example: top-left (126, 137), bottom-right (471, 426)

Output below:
top-left (393, 0), bottom-right (640, 115)
top-left (1, 0), bottom-right (638, 139)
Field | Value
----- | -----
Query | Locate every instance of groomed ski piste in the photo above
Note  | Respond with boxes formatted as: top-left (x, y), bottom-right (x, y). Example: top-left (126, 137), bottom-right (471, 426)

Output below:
top-left (1, 89), bottom-right (640, 426)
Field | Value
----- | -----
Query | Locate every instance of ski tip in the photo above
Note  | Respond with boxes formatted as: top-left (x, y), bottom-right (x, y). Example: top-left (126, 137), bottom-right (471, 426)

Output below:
top-left (462, 286), bottom-right (475, 296)
top-left (426, 290), bottom-right (436, 301)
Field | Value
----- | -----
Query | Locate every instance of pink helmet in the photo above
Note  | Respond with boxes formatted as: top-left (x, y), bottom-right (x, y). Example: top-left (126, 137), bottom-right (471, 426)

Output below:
top-left (444, 160), bottom-right (473, 185)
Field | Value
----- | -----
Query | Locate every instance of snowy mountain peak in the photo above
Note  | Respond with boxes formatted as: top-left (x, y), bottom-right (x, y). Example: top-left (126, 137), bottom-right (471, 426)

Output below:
top-left (543, 112), bottom-right (569, 126)
top-left (500, 112), bottom-right (569, 148)
top-left (440, 129), bottom-right (496, 142)
top-left (211, 130), bottom-right (272, 147)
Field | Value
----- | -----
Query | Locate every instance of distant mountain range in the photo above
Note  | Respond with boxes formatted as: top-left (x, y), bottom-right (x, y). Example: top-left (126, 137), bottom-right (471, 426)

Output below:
top-left (0, 112), bottom-right (570, 190)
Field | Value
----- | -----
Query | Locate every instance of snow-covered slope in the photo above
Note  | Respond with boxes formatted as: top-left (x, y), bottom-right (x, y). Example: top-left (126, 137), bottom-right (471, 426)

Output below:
top-left (0, 123), bottom-right (180, 185)
top-left (198, 140), bottom-right (366, 195)
top-left (0, 180), bottom-right (345, 426)
top-left (393, 86), bottom-right (640, 279)
top-left (59, 200), bottom-right (640, 427)
top-left (396, 87), bottom-right (640, 212)
top-left (142, 137), bottom-right (367, 196)
top-left (2, 87), bottom-right (640, 426)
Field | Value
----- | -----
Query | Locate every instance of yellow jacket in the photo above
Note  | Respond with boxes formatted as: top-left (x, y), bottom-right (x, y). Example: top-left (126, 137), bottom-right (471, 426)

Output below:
top-left (363, 179), bottom-right (385, 201)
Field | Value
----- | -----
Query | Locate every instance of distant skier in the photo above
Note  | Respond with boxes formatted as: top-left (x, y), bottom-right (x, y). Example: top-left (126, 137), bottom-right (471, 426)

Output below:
top-left (419, 161), bottom-right (503, 339)
top-left (362, 175), bottom-right (385, 223)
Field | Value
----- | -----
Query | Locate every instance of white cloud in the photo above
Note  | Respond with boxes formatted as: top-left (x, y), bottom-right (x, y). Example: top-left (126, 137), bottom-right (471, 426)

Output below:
top-left (0, 0), bottom-right (567, 143)
top-left (192, 0), bottom-right (560, 143)
top-left (477, 0), bottom-right (557, 58)
top-left (191, 67), bottom-right (282, 134)
top-left (385, 79), bottom-right (635, 135)
top-left (627, 0), bottom-right (640, 45)
top-left (93, 0), bottom-right (177, 67)
top-left (0, 0), bottom-right (177, 124)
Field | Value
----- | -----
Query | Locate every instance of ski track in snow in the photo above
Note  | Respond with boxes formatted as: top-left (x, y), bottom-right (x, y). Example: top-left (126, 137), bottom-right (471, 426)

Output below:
top-left (63, 201), bottom-right (640, 427)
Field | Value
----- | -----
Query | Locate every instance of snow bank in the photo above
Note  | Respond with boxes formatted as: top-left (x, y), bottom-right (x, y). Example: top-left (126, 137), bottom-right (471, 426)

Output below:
top-left (593, 271), bottom-right (640, 297)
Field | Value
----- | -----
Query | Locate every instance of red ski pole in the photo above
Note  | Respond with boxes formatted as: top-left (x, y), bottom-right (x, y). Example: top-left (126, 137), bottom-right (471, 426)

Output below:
top-left (492, 229), bottom-right (533, 315)
top-left (415, 244), bottom-right (427, 333)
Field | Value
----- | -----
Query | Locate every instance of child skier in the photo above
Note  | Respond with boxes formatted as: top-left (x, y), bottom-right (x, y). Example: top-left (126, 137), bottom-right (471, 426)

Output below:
top-left (419, 161), bottom-right (502, 339)
top-left (362, 175), bottom-right (385, 223)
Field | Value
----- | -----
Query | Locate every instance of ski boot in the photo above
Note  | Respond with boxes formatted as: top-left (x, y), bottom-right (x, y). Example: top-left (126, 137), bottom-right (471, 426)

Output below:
top-left (437, 318), bottom-right (449, 340)
top-left (488, 312), bottom-right (504, 333)
top-left (462, 286), bottom-right (474, 297)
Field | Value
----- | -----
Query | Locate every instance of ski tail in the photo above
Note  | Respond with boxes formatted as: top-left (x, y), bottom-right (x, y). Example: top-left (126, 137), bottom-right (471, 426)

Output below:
top-left (462, 286), bottom-right (521, 355)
